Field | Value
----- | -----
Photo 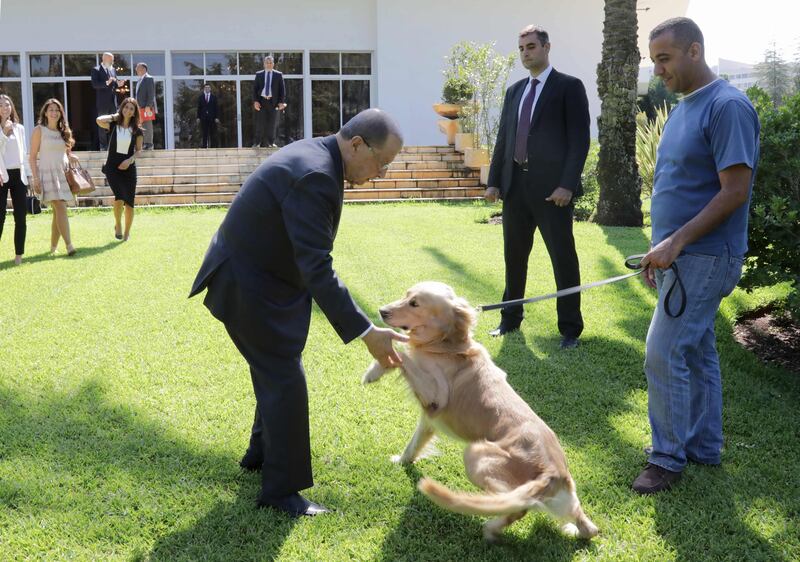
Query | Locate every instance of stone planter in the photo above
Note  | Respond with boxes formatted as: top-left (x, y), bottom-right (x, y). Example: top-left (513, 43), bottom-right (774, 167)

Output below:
top-left (464, 147), bottom-right (489, 169)
top-left (432, 103), bottom-right (462, 119)
top-left (437, 118), bottom-right (461, 145)
top-left (454, 132), bottom-right (474, 153)
top-left (479, 163), bottom-right (490, 185)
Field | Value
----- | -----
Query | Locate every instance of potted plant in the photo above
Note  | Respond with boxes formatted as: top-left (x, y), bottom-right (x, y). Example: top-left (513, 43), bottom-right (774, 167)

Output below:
top-left (447, 41), bottom-right (514, 170)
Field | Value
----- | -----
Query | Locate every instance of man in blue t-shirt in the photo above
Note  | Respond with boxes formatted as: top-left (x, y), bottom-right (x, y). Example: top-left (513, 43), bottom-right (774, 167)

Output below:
top-left (633, 17), bottom-right (760, 495)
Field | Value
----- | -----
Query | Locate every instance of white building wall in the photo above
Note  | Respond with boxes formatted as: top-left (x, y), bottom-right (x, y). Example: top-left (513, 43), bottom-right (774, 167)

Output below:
top-left (375, 0), bottom-right (606, 144)
top-left (0, 0), bottom-right (687, 145)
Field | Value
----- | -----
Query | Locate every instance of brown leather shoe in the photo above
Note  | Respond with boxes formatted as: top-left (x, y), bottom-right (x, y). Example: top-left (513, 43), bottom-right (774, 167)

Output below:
top-left (632, 463), bottom-right (682, 495)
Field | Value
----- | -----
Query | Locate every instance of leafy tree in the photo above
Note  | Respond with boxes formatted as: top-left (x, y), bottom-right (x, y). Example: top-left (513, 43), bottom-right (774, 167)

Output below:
top-left (755, 43), bottom-right (791, 106)
top-left (742, 86), bottom-right (800, 319)
top-left (595, 0), bottom-right (643, 226)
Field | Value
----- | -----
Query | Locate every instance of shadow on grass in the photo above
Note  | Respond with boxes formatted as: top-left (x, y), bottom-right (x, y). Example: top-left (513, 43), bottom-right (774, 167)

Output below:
top-left (0, 379), bottom-right (297, 561)
top-left (421, 246), bottom-right (503, 300)
top-left (375, 447), bottom-right (588, 562)
top-left (0, 241), bottom-right (120, 271)
top-left (491, 272), bottom-right (794, 560)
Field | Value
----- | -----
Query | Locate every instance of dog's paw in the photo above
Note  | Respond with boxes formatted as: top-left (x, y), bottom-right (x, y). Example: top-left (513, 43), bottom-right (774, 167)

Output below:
top-left (561, 523), bottom-right (580, 538)
top-left (391, 454), bottom-right (413, 465)
top-left (361, 362), bottom-right (386, 385)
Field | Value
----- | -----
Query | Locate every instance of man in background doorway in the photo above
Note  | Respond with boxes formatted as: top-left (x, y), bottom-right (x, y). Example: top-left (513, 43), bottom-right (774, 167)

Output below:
top-left (197, 83), bottom-right (220, 149)
top-left (252, 55), bottom-right (287, 148)
top-left (91, 52), bottom-right (122, 150)
top-left (135, 63), bottom-right (156, 150)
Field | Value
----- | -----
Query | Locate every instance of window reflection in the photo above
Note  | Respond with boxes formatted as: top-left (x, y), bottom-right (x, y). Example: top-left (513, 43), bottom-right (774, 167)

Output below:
top-left (342, 80), bottom-right (370, 125)
top-left (311, 53), bottom-right (339, 75)
top-left (0, 55), bottom-right (21, 78)
top-left (312, 80), bottom-right (339, 137)
top-left (172, 53), bottom-right (204, 76)
top-left (0, 82), bottom-right (23, 123)
top-left (29, 54), bottom-right (62, 78)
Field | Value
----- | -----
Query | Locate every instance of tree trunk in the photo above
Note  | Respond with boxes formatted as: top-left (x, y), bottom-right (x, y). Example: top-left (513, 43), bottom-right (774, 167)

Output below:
top-left (595, 0), bottom-right (643, 226)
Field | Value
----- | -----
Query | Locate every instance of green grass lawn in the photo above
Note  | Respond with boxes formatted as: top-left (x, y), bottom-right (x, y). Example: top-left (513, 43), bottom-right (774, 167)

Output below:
top-left (0, 203), bottom-right (797, 561)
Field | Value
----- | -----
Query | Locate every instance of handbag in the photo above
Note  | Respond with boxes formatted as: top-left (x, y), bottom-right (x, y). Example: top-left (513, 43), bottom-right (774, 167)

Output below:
top-left (64, 161), bottom-right (96, 195)
top-left (26, 188), bottom-right (42, 215)
top-left (140, 107), bottom-right (156, 122)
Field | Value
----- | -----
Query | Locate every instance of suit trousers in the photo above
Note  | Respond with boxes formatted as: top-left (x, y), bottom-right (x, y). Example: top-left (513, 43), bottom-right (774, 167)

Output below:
top-left (200, 119), bottom-right (216, 149)
top-left (142, 120), bottom-right (154, 148)
top-left (500, 165), bottom-right (583, 338)
top-left (254, 98), bottom-right (279, 146)
top-left (224, 323), bottom-right (314, 497)
top-left (0, 169), bottom-right (27, 255)
top-left (97, 124), bottom-right (111, 151)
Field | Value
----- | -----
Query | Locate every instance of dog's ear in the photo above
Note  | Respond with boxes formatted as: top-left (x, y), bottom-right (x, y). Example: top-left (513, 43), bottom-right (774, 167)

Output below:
top-left (448, 296), bottom-right (477, 342)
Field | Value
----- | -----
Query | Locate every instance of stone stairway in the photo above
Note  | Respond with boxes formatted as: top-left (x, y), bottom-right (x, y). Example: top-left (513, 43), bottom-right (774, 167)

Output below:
top-left (10, 146), bottom-right (484, 208)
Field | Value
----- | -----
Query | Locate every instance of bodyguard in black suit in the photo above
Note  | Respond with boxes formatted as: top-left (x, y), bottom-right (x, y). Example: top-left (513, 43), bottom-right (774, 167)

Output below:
top-left (190, 108), bottom-right (406, 516)
top-left (197, 84), bottom-right (219, 148)
top-left (252, 56), bottom-right (287, 147)
top-left (485, 25), bottom-right (590, 349)
top-left (91, 52), bottom-right (120, 150)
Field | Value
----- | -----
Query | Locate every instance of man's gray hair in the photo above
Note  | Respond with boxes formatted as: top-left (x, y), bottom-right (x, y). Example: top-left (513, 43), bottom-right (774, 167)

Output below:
top-left (340, 108), bottom-right (403, 149)
top-left (264, 55), bottom-right (275, 63)
top-left (102, 52), bottom-right (114, 59)
top-left (519, 25), bottom-right (549, 46)
top-left (649, 17), bottom-right (704, 51)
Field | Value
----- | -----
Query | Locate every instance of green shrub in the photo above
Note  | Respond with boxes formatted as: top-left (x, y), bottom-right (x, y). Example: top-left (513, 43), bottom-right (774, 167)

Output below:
top-left (575, 142), bottom-right (600, 221)
top-left (636, 104), bottom-right (669, 197)
top-left (743, 86), bottom-right (800, 318)
top-left (441, 75), bottom-right (473, 105)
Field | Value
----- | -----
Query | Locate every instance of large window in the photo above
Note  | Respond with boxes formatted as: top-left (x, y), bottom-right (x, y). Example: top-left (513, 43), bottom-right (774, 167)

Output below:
top-left (0, 55), bottom-right (23, 124)
top-left (310, 52), bottom-right (372, 137)
top-left (27, 52), bottom-right (166, 150)
top-left (174, 51), bottom-right (304, 148)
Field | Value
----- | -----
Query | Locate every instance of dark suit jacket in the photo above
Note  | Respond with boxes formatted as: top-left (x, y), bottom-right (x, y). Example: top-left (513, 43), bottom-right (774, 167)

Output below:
top-left (189, 135), bottom-right (370, 357)
top-left (135, 74), bottom-right (156, 112)
top-left (197, 93), bottom-right (218, 121)
top-left (253, 69), bottom-right (286, 104)
top-left (488, 69), bottom-right (590, 200)
top-left (91, 64), bottom-right (118, 113)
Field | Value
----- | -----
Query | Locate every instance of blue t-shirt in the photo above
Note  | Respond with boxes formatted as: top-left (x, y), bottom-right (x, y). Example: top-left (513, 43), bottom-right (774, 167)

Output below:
top-left (651, 79), bottom-right (760, 256)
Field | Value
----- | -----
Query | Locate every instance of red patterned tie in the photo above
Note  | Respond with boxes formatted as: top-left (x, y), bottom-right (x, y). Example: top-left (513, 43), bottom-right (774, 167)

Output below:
top-left (514, 78), bottom-right (539, 164)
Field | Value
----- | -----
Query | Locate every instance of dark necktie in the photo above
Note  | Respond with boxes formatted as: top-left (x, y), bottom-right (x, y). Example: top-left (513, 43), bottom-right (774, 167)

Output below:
top-left (514, 78), bottom-right (539, 164)
top-left (266, 71), bottom-right (272, 96)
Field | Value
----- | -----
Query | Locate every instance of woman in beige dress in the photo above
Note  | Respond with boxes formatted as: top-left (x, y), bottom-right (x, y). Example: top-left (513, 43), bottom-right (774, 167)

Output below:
top-left (29, 98), bottom-right (79, 256)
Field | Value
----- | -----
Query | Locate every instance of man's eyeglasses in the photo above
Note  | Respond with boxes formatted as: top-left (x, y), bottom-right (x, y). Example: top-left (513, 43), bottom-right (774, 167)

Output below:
top-left (362, 139), bottom-right (391, 172)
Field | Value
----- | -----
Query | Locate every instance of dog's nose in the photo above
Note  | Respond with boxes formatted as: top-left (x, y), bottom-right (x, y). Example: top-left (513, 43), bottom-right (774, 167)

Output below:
top-left (379, 308), bottom-right (390, 320)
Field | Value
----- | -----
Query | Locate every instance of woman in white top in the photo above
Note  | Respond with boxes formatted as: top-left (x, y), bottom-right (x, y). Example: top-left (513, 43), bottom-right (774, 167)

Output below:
top-left (0, 94), bottom-right (30, 265)
top-left (29, 98), bottom-right (79, 256)
top-left (97, 97), bottom-right (143, 241)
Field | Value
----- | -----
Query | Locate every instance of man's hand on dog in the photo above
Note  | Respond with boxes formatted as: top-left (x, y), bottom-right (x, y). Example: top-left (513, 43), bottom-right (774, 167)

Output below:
top-left (362, 326), bottom-right (409, 368)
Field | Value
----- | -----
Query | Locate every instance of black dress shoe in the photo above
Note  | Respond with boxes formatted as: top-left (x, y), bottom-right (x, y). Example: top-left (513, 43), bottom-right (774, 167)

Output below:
top-left (560, 336), bottom-right (580, 349)
top-left (239, 448), bottom-right (263, 472)
top-left (632, 463), bottom-right (682, 494)
top-left (488, 324), bottom-right (519, 337)
top-left (257, 492), bottom-right (330, 517)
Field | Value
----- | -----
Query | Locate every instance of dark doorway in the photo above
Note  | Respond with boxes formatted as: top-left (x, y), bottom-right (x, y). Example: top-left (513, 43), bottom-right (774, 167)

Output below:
top-left (66, 81), bottom-right (95, 151)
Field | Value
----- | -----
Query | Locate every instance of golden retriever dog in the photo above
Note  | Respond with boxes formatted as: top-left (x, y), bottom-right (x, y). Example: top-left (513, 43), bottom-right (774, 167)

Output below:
top-left (362, 282), bottom-right (598, 541)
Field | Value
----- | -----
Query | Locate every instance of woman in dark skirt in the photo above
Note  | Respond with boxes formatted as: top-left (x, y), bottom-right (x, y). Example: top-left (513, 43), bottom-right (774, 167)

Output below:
top-left (97, 97), bottom-right (143, 241)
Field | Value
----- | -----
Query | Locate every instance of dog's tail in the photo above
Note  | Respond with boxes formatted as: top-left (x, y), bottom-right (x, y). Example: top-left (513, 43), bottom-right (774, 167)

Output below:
top-left (418, 475), bottom-right (555, 517)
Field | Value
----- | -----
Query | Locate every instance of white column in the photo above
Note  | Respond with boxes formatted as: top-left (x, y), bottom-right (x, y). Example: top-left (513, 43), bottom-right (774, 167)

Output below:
top-left (303, 50), bottom-right (312, 139)
top-left (164, 50), bottom-right (174, 149)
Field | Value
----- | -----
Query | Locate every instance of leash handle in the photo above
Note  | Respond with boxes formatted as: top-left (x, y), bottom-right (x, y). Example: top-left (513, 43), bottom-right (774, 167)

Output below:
top-left (624, 254), bottom-right (647, 270)
top-left (626, 253), bottom-right (686, 318)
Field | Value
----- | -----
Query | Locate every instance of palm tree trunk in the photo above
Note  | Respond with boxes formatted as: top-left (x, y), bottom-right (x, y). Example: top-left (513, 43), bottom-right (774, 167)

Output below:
top-left (595, 0), bottom-right (643, 226)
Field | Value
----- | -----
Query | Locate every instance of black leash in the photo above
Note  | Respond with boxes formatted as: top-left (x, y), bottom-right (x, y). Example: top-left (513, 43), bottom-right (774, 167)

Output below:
top-left (479, 254), bottom-right (686, 318)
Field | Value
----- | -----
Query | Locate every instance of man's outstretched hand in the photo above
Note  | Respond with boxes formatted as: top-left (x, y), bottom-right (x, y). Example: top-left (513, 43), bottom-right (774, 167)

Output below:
top-left (362, 326), bottom-right (409, 368)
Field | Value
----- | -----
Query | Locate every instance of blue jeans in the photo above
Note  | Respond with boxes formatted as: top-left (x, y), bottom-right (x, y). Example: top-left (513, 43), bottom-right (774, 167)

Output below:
top-left (644, 248), bottom-right (744, 472)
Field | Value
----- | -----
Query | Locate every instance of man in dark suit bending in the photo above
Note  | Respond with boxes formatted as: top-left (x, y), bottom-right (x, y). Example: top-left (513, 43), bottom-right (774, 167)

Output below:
top-left (485, 24), bottom-right (590, 349)
top-left (189, 108), bottom-right (407, 516)
top-left (252, 55), bottom-right (287, 147)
